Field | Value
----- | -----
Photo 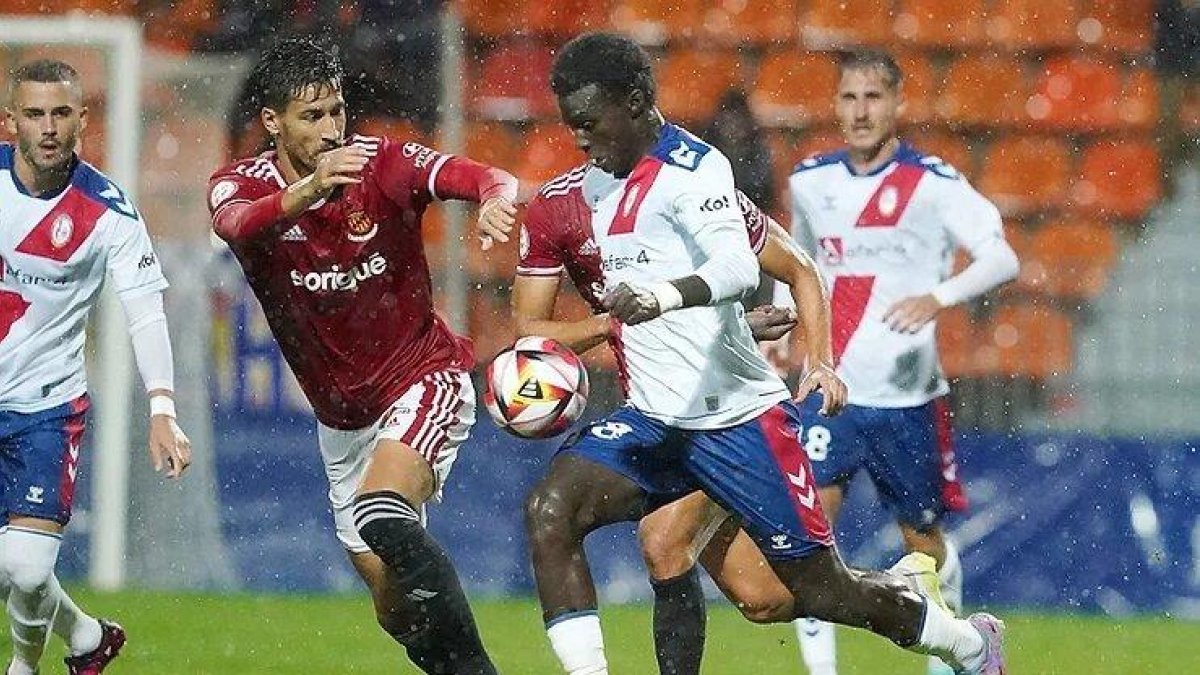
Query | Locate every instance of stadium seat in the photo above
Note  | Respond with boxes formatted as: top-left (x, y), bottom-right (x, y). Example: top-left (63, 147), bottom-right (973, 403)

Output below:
top-left (467, 212), bottom-right (522, 281)
top-left (937, 307), bottom-right (980, 378)
top-left (1078, 0), bottom-right (1154, 53)
top-left (460, 122), bottom-right (521, 174)
top-left (610, 0), bottom-right (706, 44)
top-left (355, 117), bottom-right (426, 144)
top-left (978, 135), bottom-right (1072, 216)
top-left (893, 0), bottom-right (988, 48)
top-left (702, 0), bottom-right (797, 45)
top-left (77, 104), bottom-right (107, 169)
top-left (895, 51), bottom-right (936, 124)
top-left (1026, 55), bottom-right (1122, 131)
top-left (468, 290), bottom-right (517, 362)
top-left (471, 41), bottom-right (557, 121)
top-left (459, 0), bottom-right (526, 36)
top-left (751, 51), bottom-right (840, 127)
top-left (1027, 220), bottom-right (1120, 299)
top-left (141, 0), bottom-right (216, 53)
top-left (514, 124), bottom-right (585, 185)
top-left (789, 128), bottom-right (844, 164)
top-left (1117, 67), bottom-right (1160, 130)
top-left (655, 48), bottom-right (742, 124)
top-left (985, 304), bottom-right (1074, 378)
top-left (935, 54), bottom-right (1028, 128)
top-left (1181, 84), bottom-right (1200, 134)
top-left (906, 130), bottom-right (976, 178)
top-left (800, 0), bottom-right (894, 49)
top-left (1071, 139), bottom-right (1162, 220)
top-left (524, 0), bottom-right (614, 35)
top-left (15, 45), bottom-right (108, 101)
top-left (140, 114), bottom-right (226, 196)
top-left (985, 0), bottom-right (1081, 50)
top-left (423, 202), bottom-right (447, 246)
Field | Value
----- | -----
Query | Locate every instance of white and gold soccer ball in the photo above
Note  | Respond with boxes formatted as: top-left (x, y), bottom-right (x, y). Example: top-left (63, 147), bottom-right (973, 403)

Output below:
top-left (483, 336), bottom-right (589, 439)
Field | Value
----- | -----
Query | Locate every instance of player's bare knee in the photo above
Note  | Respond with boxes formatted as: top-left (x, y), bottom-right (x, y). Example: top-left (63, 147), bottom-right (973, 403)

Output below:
top-left (736, 593), bottom-right (793, 624)
top-left (638, 526), bottom-right (696, 581)
top-left (523, 480), bottom-right (577, 540)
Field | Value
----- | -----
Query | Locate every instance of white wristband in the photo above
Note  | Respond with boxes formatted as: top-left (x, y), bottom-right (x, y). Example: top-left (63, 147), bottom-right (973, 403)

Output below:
top-left (648, 281), bottom-right (683, 314)
top-left (150, 395), bottom-right (176, 418)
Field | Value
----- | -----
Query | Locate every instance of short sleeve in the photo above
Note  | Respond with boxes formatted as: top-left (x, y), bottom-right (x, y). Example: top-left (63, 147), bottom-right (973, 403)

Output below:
top-left (106, 213), bottom-right (169, 298)
top-left (515, 197), bottom-right (564, 277)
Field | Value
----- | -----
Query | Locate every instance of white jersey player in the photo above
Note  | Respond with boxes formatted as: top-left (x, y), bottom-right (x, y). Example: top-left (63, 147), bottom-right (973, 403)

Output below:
top-left (783, 51), bottom-right (1018, 675)
top-left (0, 60), bottom-right (191, 675)
top-left (533, 33), bottom-right (1006, 675)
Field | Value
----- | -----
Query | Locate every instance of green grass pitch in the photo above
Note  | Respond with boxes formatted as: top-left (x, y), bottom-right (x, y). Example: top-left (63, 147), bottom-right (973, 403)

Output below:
top-left (5, 590), bottom-right (1196, 673)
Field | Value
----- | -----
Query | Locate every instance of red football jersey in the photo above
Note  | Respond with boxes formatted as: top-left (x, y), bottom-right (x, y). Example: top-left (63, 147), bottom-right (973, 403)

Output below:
top-left (517, 164), bottom-right (772, 310)
top-left (209, 135), bottom-right (474, 429)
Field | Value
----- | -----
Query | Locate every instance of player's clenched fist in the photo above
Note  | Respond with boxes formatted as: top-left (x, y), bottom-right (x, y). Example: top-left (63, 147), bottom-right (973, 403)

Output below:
top-left (603, 282), bottom-right (663, 325)
top-left (311, 145), bottom-right (371, 195)
top-left (477, 196), bottom-right (517, 250)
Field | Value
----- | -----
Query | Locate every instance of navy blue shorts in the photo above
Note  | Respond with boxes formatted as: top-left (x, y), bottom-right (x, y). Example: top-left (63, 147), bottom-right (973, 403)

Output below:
top-left (559, 401), bottom-right (834, 560)
top-left (798, 395), bottom-right (967, 529)
top-left (0, 395), bottom-right (90, 525)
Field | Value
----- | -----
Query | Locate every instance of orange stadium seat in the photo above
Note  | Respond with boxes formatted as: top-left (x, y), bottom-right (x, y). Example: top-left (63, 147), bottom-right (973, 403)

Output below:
top-left (423, 202), bottom-right (447, 246)
top-left (937, 307), bottom-right (980, 378)
top-left (525, 0), bottom-right (614, 35)
top-left (76, 104), bottom-right (107, 169)
top-left (1078, 0), bottom-right (1154, 53)
top-left (15, 45), bottom-right (107, 101)
top-left (986, 0), bottom-right (1081, 51)
top-left (751, 51), bottom-right (840, 127)
top-left (467, 217), bottom-right (522, 281)
top-left (702, 0), bottom-right (798, 45)
top-left (978, 135), bottom-right (1072, 216)
top-left (355, 117), bottom-right (426, 144)
top-left (935, 54), bottom-right (1028, 128)
top-left (1001, 221), bottom-right (1035, 294)
top-left (515, 124), bottom-right (585, 185)
top-left (459, 0), bottom-right (526, 36)
top-left (655, 49), bottom-right (742, 124)
top-left (906, 131), bottom-right (976, 178)
top-left (1027, 220), bottom-right (1120, 299)
top-left (1071, 139), bottom-right (1162, 220)
top-left (1117, 67), bottom-right (1160, 130)
top-left (610, 0), bottom-right (706, 44)
top-left (461, 122), bottom-right (521, 174)
top-left (985, 304), bottom-right (1074, 378)
top-left (1026, 56), bottom-right (1122, 131)
top-left (471, 41), bottom-right (557, 121)
top-left (893, 0), bottom-right (988, 48)
top-left (468, 291), bottom-right (517, 362)
top-left (895, 51), bottom-right (936, 124)
top-left (141, 0), bottom-right (216, 53)
top-left (1181, 85), bottom-right (1200, 134)
top-left (800, 0), bottom-right (894, 49)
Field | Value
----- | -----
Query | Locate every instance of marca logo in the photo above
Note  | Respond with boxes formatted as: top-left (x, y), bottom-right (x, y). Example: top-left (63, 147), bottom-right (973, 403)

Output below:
top-left (290, 252), bottom-right (388, 292)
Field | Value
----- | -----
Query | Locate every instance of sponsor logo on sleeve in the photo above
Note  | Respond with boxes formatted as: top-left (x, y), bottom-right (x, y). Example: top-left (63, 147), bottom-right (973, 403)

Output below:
top-left (699, 195), bottom-right (730, 213)
top-left (210, 180), bottom-right (238, 209)
top-left (402, 142), bottom-right (440, 169)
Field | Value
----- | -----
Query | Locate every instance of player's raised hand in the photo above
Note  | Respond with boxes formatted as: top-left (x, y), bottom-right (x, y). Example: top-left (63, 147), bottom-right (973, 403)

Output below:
top-left (148, 415), bottom-right (192, 480)
top-left (883, 293), bottom-right (944, 334)
top-left (603, 282), bottom-right (663, 325)
top-left (746, 305), bottom-right (797, 342)
top-left (310, 145), bottom-right (371, 196)
top-left (477, 196), bottom-right (517, 251)
top-left (795, 363), bottom-right (847, 416)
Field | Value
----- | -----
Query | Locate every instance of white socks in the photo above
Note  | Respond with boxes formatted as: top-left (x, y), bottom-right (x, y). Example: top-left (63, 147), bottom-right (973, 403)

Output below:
top-left (1, 527), bottom-right (62, 675)
top-left (794, 617), bottom-right (837, 675)
top-left (939, 539), bottom-right (963, 614)
top-left (916, 599), bottom-right (985, 671)
top-left (546, 612), bottom-right (608, 674)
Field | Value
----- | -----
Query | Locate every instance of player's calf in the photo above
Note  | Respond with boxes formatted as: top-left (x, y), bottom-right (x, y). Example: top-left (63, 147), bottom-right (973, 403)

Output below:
top-left (353, 490), bottom-right (496, 675)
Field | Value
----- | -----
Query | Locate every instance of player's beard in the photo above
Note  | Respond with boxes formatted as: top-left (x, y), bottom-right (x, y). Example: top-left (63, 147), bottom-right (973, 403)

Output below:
top-left (19, 133), bottom-right (75, 177)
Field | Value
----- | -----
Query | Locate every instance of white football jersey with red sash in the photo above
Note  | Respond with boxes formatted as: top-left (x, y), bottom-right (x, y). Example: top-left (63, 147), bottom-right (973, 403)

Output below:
top-left (0, 144), bottom-right (167, 412)
top-left (789, 142), bottom-right (1004, 408)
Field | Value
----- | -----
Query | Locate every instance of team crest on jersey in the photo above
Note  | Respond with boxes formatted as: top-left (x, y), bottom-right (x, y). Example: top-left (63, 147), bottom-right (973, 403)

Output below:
top-left (210, 180), bottom-right (238, 210)
top-left (50, 215), bottom-right (74, 249)
top-left (346, 211), bottom-right (378, 242)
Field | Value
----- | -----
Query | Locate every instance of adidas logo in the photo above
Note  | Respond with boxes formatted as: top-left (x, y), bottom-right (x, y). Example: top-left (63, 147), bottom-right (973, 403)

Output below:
top-left (281, 225), bottom-right (307, 242)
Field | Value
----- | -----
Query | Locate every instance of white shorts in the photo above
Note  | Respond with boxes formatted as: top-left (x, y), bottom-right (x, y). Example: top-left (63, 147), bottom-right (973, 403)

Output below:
top-left (317, 369), bottom-right (476, 553)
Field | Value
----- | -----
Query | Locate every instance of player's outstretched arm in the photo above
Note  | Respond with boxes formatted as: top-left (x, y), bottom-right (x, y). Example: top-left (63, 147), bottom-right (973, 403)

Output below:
top-left (757, 221), bottom-right (847, 415)
top-left (119, 291), bottom-right (191, 479)
top-left (430, 156), bottom-right (520, 249)
top-left (513, 274), bottom-right (610, 354)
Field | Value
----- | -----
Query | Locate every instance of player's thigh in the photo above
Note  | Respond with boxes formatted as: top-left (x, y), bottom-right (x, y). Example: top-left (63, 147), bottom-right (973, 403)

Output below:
top-left (861, 400), bottom-right (960, 531)
top-left (0, 396), bottom-right (89, 528)
top-left (797, 393), bottom-right (866, 493)
top-left (682, 401), bottom-right (834, 565)
top-left (698, 517), bottom-right (794, 623)
top-left (637, 490), bottom-right (728, 579)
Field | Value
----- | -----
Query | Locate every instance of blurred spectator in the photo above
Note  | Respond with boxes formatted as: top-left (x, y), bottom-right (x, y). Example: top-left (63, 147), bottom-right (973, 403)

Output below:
top-left (1155, 0), bottom-right (1200, 192)
top-left (703, 88), bottom-right (778, 212)
top-left (344, 0), bottom-right (445, 130)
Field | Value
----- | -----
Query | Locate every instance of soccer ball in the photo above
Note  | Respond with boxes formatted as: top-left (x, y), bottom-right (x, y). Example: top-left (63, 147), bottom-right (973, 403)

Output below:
top-left (484, 336), bottom-right (589, 439)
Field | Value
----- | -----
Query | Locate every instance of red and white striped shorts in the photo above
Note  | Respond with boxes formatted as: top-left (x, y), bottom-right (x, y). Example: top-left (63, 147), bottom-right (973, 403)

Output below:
top-left (317, 369), bottom-right (476, 553)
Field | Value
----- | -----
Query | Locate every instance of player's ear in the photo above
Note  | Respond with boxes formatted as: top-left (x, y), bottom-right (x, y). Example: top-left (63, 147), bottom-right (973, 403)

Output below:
top-left (77, 104), bottom-right (88, 132)
top-left (2, 107), bottom-right (14, 137)
top-left (627, 88), bottom-right (650, 118)
top-left (260, 107), bottom-right (281, 138)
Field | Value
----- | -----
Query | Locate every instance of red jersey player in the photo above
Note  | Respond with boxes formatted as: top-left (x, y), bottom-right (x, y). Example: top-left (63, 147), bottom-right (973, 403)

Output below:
top-left (208, 38), bottom-right (515, 674)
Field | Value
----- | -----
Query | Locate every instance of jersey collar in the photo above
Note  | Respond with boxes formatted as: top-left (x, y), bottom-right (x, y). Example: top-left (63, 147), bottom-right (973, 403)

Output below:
top-left (842, 140), bottom-right (917, 178)
top-left (1, 144), bottom-right (79, 200)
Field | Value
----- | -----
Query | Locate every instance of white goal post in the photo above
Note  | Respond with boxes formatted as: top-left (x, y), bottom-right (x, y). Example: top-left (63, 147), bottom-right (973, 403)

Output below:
top-left (1, 15), bottom-right (142, 590)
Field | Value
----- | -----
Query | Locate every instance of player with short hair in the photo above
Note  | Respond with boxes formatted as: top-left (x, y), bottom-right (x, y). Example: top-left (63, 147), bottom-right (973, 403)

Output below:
top-left (517, 170), bottom-right (846, 674)
top-left (1, 59), bottom-right (192, 675)
top-left (525, 32), bottom-right (1007, 675)
top-left (785, 49), bottom-right (1019, 675)
top-left (208, 37), bottom-right (517, 674)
